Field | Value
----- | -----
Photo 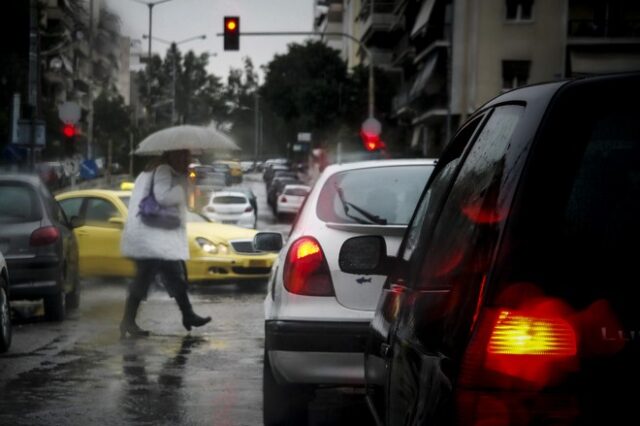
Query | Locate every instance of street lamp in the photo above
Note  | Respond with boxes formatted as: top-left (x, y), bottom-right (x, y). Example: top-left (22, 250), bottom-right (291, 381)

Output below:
top-left (142, 34), bottom-right (206, 124)
top-left (131, 0), bottom-right (176, 61)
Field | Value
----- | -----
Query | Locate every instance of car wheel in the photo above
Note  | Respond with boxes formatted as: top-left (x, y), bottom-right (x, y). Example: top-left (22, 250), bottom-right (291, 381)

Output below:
top-left (64, 261), bottom-right (80, 310)
top-left (0, 282), bottom-right (12, 353)
top-left (44, 291), bottom-right (65, 322)
top-left (263, 349), bottom-right (312, 426)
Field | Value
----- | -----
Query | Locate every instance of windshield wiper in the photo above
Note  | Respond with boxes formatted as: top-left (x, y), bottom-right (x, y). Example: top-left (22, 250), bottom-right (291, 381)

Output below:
top-left (335, 184), bottom-right (387, 225)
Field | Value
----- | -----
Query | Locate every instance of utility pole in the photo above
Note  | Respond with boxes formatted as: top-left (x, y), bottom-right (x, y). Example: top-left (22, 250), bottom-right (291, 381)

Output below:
top-left (254, 91), bottom-right (260, 164)
top-left (132, 0), bottom-right (175, 61)
top-left (87, 0), bottom-right (94, 159)
top-left (27, 0), bottom-right (40, 169)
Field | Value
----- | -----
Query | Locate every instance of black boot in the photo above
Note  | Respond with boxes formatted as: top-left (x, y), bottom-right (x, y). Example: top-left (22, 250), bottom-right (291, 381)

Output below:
top-left (175, 290), bottom-right (211, 331)
top-left (120, 296), bottom-right (150, 339)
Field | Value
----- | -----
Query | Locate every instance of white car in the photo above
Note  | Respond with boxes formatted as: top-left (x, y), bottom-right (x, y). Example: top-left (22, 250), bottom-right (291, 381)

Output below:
top-left (275, 184), bottom-right (310, 218)
top-left (201, 191), bottom-right (257, 229)
top-left (259, 159), bottom-right (436, 425)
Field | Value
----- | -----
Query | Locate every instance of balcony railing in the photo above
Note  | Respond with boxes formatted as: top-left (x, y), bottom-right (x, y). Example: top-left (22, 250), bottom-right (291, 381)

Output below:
top-left (360, 1), bottom-right (396, 40)
top-left (568, 19), bottom-right (640, 38)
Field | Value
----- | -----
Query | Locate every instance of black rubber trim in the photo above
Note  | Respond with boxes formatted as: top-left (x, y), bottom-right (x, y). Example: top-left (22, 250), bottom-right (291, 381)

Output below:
top-left (265, 320), bottom-right (370, 353)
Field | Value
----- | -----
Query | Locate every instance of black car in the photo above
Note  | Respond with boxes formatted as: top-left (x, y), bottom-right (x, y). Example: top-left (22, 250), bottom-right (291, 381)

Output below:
top-left (339, 73), bottom-right (640, 425)
top-left (0, 174), bottom-right (80, 321)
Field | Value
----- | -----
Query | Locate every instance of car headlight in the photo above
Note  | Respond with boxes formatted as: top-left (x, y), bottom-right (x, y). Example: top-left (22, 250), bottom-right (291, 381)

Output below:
top-left (196, 237), bottom-right (229, 255)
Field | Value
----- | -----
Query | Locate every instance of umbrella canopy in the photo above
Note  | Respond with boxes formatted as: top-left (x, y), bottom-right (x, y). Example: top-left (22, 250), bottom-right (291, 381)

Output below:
top-left (134, 125), bottom-right (240, 156)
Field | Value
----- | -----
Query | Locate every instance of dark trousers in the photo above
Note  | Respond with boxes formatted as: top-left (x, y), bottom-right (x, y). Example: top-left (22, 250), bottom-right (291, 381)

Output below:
top-left (129, 259), bottom-right (188, 301)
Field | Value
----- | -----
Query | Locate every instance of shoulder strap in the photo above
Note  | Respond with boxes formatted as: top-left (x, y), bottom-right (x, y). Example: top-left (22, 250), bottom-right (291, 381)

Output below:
top-left (149, 167), bottom-right (157, 196)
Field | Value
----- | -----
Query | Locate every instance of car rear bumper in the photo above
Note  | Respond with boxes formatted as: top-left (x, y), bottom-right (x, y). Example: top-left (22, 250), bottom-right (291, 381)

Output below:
top-left (187, 255), bottom-right (274, 283)
top-left (265, 320), bottom-right (370, 385)
top-left (5, 256), bottom-right (62, 299)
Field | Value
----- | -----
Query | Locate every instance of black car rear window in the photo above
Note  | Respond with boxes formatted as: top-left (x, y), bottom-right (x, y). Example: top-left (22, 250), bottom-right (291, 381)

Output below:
top-left (316, 165), bottom-right (433, 225)
top-left (284, 188), bottom-right (309, 196)
top-left (0, 183), bottom-right (42, 222)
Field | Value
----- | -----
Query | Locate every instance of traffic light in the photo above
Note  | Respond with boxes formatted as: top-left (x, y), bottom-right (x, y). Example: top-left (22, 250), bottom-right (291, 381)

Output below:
top-left (360, 130), bottom-right (386, 152)
top-left (62, 123), bottom-right (76, 138)
top-left (223, 16), bottom-right (240, 51)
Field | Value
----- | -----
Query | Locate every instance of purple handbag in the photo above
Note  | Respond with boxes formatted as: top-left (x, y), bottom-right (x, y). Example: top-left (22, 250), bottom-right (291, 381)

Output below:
top-left (137, 168), bottom-right (181, 229)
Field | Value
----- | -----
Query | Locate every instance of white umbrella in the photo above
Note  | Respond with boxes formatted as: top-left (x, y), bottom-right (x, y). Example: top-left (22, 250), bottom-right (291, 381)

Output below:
top-left (134, 125), bottom-right (240, 156)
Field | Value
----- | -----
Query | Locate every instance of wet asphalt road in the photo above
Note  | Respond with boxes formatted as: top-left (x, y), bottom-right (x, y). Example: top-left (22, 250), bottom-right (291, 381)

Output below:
top-left (0, 173), bottom-right (373, 426)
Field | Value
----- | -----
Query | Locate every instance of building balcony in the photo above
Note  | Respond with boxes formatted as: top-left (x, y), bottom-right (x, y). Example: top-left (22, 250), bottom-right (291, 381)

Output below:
top-left (568, 19), bottom-right (640, 44)
top-left (360, 1), bottom-right (396, 45)
top-left (391, 35), bottom-right (415, 66)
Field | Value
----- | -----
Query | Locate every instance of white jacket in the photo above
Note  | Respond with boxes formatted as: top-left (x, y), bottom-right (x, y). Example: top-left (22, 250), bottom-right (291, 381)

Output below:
top-left (121, 164), bottom-right (189, 260)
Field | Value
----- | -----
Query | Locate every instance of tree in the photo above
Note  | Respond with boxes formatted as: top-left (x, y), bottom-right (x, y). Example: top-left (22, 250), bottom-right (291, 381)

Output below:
top-left (222, 57), bottom-right (259, 155)
top-left (261, 40), bottom-right (348, 150)
top-left (93, 90), bottom-right (131, 167)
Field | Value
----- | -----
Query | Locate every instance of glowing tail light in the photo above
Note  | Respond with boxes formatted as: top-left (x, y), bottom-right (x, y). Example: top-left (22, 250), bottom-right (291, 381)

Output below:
top-left (459, 308), bottom-right (578, 391)
top-left (283, 237), bottom-right (334, 296)
top-left (488, 310), bottom-right (576, 356)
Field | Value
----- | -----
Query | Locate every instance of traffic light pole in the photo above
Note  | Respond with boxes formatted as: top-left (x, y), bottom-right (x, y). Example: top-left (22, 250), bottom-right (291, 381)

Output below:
top-left (218, 31), bottom-right (376, 118)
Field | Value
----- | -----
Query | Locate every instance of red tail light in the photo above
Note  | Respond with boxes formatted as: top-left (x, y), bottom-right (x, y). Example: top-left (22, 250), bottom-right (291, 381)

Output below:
top-left (244, 206), bottom-right (253, 212)
top-left (280, 196), bottom-right (288, 203)
top-left (283, 236), bottom-right (334, 296)
top-left (459, 308), bottom-right (578, 390)
top-left (30, 226), bottom-right (60, 246)
top-left (206, 206), bottom-right (215, 213)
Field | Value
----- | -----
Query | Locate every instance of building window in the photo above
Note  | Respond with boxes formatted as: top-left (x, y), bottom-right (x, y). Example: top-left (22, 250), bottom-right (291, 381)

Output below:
top-left (502, 60), bottom-right (531, 90)
top-left (506, 0), bottom-right (533, 21)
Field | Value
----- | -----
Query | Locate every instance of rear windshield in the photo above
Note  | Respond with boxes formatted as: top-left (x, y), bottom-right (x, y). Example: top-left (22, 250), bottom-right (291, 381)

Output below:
top-left (317, 165), bottom-right (433, 225)
top-left (0, 183), bottom-right (42, 222)
top-left (285, 188), bottom-right (309, 196)
top-left (213, 196), bottom-right (246, 204)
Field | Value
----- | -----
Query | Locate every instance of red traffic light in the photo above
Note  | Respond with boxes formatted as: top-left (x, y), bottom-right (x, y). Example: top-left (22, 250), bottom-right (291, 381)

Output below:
top-left (62, 123), bottom-right (76, 138)
top-left (360, 130), bottom-right (386, 152)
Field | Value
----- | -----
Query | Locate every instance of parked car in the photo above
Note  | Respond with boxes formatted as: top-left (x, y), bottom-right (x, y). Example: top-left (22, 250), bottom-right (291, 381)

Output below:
top-left (55, 189), bottom-right (276, 285)
top-left (337, 73), bottom-right (640, 425)
top-left (202, 190), bottom-right (257, 229)
top-left (0, 174), bottom-right (80, 321)
top-left (256, 158), bottom-right (436, 425)
top-left (0, 251), bottom-right (12, 353)
top-left (275, 184), bottom-right (310, 219)
top-left (214, 160), bottom-right (243, 183)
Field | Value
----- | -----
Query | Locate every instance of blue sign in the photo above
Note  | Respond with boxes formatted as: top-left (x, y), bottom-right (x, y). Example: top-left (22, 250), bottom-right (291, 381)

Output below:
top-left (80, 159), bottom-right (99, 180)
top-left (2, 144), bottom-right (27, 162)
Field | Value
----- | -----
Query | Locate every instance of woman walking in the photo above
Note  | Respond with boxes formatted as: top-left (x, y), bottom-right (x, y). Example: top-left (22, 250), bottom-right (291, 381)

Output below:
top-left (119, 149), bottom-right (211, 338)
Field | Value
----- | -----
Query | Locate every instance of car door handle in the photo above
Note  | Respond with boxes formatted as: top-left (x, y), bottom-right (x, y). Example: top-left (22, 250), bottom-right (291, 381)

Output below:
top-left (380, 343), bottom-right (392, 359)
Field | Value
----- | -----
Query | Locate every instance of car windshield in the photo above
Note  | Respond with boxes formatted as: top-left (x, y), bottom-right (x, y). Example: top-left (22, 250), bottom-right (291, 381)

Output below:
top-left (317, 165), bottom-right (433, 225)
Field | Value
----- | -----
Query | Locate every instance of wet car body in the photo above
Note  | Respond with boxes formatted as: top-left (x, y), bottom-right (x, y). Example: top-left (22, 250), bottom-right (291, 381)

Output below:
top-left (0, 174), bottom-right (80, 321)
top-left (349, 73), bottom-right (640, 425)
top-left (55, 189), bottom-right (275, 285)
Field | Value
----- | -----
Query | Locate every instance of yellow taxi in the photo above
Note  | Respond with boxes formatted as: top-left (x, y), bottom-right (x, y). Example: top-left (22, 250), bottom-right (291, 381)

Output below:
top-left (214, 160), bottom-right (243, 183)
top-left (54, 189), bottom-right (277, 285)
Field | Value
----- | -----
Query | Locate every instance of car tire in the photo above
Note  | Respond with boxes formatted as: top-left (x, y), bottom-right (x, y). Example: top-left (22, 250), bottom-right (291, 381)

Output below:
top-left (44, 291), bottom-right (65, 322)
top-left (0, 282), bottom-right (12, 353)
top-left (263, 349), bottom-right (312, 426)
top-left (64, 262), bottom-right (80, 310)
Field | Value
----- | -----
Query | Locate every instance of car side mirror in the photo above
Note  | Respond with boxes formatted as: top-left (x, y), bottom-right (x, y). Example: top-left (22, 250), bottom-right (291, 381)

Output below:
top-left (339, 235), bottom-right (390, 275)
top-left (69, 216), bottom-right (85, 229)
top-left (254, 232), bottom-right (283, 252)
top-left (108, 217), bottom-right (125, 228)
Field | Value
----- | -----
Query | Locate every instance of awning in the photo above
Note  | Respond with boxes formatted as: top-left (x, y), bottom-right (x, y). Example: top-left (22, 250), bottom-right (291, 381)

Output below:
top-left (409, 53), bottom-right (439, 99)
top-left (411, 0), bottom-right (436, 37)
top-left (570, 51), bottom-right (640, 75)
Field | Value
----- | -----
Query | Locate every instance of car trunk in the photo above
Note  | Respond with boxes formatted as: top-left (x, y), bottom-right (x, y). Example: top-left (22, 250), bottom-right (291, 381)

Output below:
top-left (320, 223), bottom-right (406, 311)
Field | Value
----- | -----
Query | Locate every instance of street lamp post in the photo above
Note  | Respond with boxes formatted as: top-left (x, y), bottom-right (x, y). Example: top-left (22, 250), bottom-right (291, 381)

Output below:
top-left (131, 0), bottom-right (175, 61)
top-left (142, 34), bottom-right (206, 124)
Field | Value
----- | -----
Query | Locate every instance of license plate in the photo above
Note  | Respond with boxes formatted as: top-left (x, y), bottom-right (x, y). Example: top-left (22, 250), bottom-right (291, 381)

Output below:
top-left (249, 260), bottom-right (268, 267)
